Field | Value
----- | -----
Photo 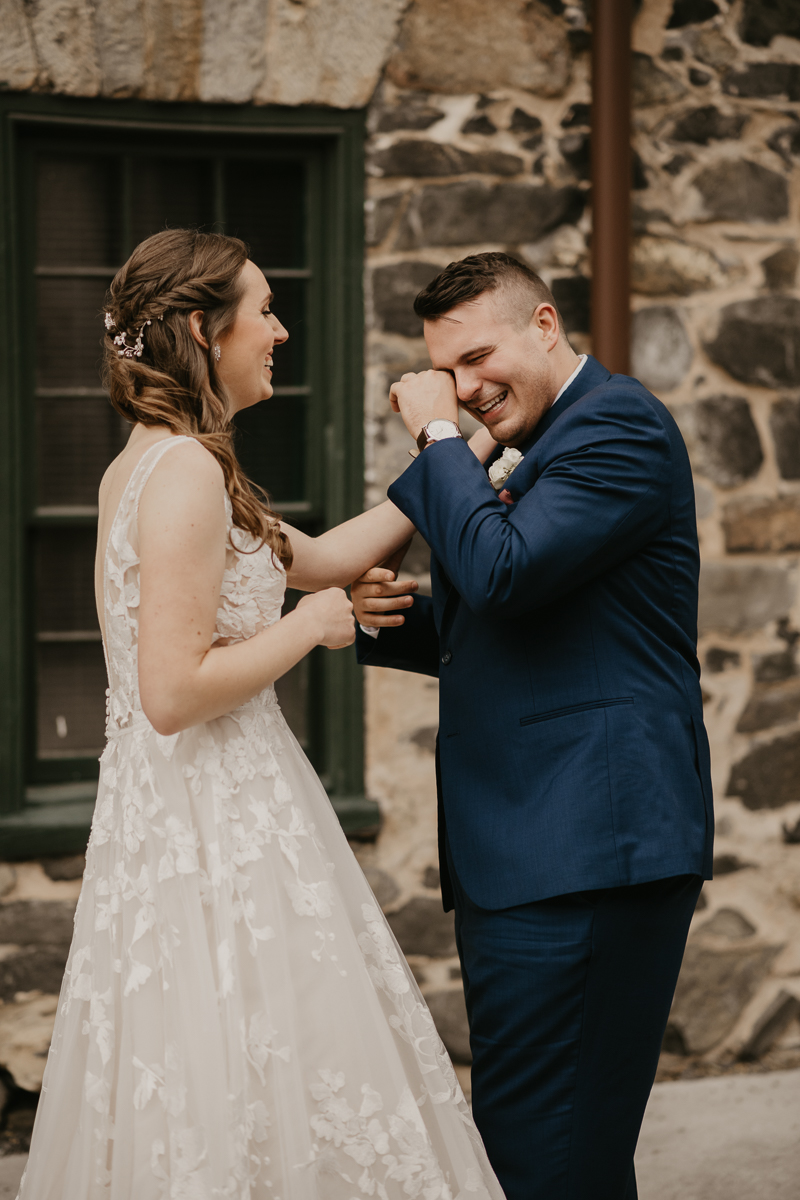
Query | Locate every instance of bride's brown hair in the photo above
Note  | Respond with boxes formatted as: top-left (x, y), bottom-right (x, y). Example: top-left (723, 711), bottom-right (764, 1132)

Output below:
top-left (102, 228), bottom-right (292, 568)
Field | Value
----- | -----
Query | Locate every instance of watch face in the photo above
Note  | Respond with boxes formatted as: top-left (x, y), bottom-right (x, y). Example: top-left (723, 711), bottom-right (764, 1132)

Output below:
top-left (427, 419), bottom-right (459, 439)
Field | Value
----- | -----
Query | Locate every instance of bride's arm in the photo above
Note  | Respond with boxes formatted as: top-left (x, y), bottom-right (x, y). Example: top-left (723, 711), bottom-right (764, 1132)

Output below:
top-left (283, 500), bottom-right (415, 592)
top-left (283, 426), bottom-right (497, 592)
top-left (136, 441), bottom-right (354, 736)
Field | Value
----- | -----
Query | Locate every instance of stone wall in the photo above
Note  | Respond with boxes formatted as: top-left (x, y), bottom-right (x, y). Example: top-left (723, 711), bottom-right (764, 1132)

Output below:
top-left (2, 0), bottom-right (800, 1108)
top-left (362, 0), bottom-right (800, 1079)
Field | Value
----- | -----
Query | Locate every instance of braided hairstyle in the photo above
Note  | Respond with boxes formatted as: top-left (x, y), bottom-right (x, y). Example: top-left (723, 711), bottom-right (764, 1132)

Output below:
top-left (102, 228), bottom-right (292, 568)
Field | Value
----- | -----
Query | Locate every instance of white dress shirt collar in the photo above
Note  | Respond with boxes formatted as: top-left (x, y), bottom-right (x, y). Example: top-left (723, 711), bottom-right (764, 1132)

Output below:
top-left (550, 354), bottom-right (587, 411)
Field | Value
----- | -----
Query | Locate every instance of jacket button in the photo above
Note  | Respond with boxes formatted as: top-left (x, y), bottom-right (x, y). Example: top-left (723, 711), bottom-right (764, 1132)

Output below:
top-left (441, 650), bottom-right (452, 665)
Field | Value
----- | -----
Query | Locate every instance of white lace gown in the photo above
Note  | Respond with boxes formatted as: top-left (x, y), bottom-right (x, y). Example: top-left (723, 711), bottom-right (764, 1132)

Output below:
top-left (18, 438), bottom-right (504, 1200)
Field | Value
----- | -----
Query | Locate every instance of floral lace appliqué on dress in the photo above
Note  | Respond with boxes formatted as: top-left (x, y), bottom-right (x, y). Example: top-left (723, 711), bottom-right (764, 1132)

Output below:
top-left (18, 437), bottom-right (504, 1200)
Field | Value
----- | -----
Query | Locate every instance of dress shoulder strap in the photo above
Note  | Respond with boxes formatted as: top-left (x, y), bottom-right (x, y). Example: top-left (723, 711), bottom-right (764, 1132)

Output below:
top-left (125, 435), bottom-right (198, 514)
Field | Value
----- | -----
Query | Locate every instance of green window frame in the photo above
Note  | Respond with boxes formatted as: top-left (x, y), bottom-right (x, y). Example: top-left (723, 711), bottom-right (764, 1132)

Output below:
top-left (0, 94), bottom-right (376, 857)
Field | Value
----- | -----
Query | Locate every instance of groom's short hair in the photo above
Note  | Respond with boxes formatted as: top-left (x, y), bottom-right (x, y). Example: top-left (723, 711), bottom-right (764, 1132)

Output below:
top-left (413, 252), bottom-right (564, 332)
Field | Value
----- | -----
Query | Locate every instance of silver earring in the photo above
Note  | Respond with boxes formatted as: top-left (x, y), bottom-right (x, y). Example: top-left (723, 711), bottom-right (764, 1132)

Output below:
top-left (213, 344), bottom-right (221, 362)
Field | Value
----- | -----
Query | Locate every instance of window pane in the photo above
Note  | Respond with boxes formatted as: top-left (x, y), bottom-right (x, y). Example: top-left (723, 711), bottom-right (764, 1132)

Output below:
top-left (224, 159), bottom-right (306, 268)
top-left (130, 158), bottom-right (215, 247)
top-left (37, 642), bottom-right (107, 757)
top-left (36, 156), bottom-right (120, 268)
top-left (234, 395), bottom-right (306, 504)
top-left (269, 277), bottom-right (307, 389)
top-left (36, 398), bottom-right (129, 507)
top-left (35, 277), bottom-right (109, 389)
top-left (34, 529), bottom-right (99, 633)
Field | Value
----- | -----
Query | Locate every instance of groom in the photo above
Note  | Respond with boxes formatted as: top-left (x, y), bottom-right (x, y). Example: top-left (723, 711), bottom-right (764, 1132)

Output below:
top-left (353, 253), bottom-right (713, 1200)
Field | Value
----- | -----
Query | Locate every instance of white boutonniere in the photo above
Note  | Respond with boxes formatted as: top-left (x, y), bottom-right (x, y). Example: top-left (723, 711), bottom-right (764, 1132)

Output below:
top-left (488, 447), bottom-right (523, 492)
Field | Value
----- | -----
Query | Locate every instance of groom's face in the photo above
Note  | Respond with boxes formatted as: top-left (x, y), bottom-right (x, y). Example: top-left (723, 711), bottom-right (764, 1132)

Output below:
top-left (424, 289), bottom-right (558, 447)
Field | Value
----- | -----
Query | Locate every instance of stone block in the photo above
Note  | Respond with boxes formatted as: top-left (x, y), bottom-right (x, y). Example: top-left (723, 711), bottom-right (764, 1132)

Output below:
top-left (27, 0), bottom-right (101, 95)
top-left (768, 122), bottom-right (800, 165)
top-left (630, 305), bottom-right (693, 394)
top-left (670, 106), bottom-right (747, 145)
top-left (387, 897), bottom-right (456, 957)
top-left (559, 132), bottom-right (590, 180)
top-left (696, 908), bottom-right (756, 940)
top-left (705, 297), bottom-right (800, 388)
top-left (762, 247), bottom-right (799, 292)
top-left (140, 0), bottom-right (204, 102)
top-left (713, 853), bottom-right (754, 875)
top-left (0, 865), bottom-right (17, 897)
top-left (256, 0), bottom-right (406, 108)
top-left (694, 481), bottom-right (714, 518)
top-left (632, 236), bottom-right (726, 296)
top-left (425, 988), bottom-right (471, 1063)
top-left (0, 993), bottom-right (59, 1092)
top-left (770, 397), bottom-right (800, 480)
top-left (198, 0), bottom-right (266, 103)
top-left (698, 563), bottom-right (795, 635)
top-left (371, 141), bottom-right (472, 178)
top-left (666, 0), bottom-right (720, 28)
top-left (366, 194), bottom-right (405, 247)
top-left (689, 67), bottom-right (712, 87)
top-left (409, 725), bottom-right (437, 754)
top-left (40, 854), bottom-right (85, 881)
top-left (739, 0), bottom-right (800, 48)
top-left (93, 0), bottom-right (145, 96)
top-left (739, 990), bottom-right (800, 1061)
top-left (369, 261), bottom-right (441, 338)
top-left (386, 0), bottom-right (572, 97)
top-left (0, 900), bottom-right (76, 1001)
top-left (754, 650), bottom-right (796, 683)
top-left (372, 139), bottom-right (525, 179)
top-left (560, 103), bottom-right (590, 129)
top-left (551, 275), bottom-right (590, 334)
top-left (511, 108), bottom-right (545, 136)
top-left (374, 94), bottom-right (446, 133)
top-left (462, 114), bottom-right (497, 136)
top-left (362, 866), bottom-right (401, 910)
top-left (705, 647), bottom-right (740, 673)
top-left (669, 941), bottom-right (780, 1053)
top-left (735, 675), bottom-right (800, 733)
top-left (395, 181), bottom-right (584, 250)
top-left (688, 28), bottom-right (738, 70)
top-left (727, 729), bottom-right (800, 808)
top-left (695, 395), bottom-right (763, 488)
top-left (423, 865), bottom-right (440, 888)
top-left (632, 52), bottom-right (688, 107)
top-left (723, 495), bottom-right (800, 554)
top-left (723, 63), bottom-right (800, 103)
top-left (692, 160), bottom-right (789, 224)
top-left (0, 0), bottom-right (39, 90)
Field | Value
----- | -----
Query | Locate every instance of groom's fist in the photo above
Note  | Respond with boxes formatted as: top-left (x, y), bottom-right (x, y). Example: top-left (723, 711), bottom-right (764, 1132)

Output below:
top-left (389, 369), bottom-right (458, 440)
top-left (352, 567), bottom-right (418, 628)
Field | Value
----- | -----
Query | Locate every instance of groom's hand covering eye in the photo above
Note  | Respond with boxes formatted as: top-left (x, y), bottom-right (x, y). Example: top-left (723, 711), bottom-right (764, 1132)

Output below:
top-left (389, 369), bottom-right (459, 441)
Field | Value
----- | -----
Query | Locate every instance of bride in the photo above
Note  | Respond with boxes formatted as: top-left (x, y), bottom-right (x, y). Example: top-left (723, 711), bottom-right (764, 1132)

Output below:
top-left (17, 229), bottom-right (503, 1199)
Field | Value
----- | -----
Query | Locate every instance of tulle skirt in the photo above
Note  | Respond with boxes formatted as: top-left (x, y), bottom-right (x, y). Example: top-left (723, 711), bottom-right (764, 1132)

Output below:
top-left (18, 695), bottom-right (504, 1199)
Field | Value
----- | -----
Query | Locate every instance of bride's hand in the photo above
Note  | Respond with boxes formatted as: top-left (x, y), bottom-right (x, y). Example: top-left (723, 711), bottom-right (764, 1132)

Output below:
top-left (467, 425), bottom-right (498, 463)
top-left (296, 587), bottom-right (356, 649)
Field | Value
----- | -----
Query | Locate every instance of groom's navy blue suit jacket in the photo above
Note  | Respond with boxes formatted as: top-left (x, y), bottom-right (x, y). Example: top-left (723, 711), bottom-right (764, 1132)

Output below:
top-left (357, 355), bottom-right (713, 911)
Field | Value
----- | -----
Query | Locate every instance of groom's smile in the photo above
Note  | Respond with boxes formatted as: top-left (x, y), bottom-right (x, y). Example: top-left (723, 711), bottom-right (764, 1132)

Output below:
top-left (423, 287), bottom-right (576, 449)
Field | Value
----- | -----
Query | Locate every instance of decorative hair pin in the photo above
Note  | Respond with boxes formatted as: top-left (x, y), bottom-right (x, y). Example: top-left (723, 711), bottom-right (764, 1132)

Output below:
top-left (104, 310), bottom-right (163, 359)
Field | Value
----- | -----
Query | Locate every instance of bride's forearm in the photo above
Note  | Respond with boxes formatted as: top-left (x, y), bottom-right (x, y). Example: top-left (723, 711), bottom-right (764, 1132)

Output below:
top-left (284, 501), bottom-right (415, 591)
top-left (140, 606), bottom-right (321, 735)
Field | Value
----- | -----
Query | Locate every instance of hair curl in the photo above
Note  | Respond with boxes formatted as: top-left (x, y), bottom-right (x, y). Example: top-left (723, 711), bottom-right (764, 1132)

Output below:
top-left (102, 228), bottom-right (292, 568)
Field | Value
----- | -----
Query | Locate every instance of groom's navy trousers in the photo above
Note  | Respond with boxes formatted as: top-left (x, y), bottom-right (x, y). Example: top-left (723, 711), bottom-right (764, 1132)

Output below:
top-left (357, 356), bottom-right (714, 1197)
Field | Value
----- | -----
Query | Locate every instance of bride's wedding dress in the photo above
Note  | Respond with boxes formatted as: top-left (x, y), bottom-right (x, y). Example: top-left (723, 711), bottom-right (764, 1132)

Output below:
top-left (18, 437), bottom-right (503, 1200)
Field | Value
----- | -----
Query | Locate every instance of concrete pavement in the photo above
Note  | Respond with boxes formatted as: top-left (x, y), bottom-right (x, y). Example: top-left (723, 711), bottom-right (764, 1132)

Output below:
top-left (0, 1069), bottom-right (798, 1197)
top-left (635, 1068), bottom-right (800, 1199)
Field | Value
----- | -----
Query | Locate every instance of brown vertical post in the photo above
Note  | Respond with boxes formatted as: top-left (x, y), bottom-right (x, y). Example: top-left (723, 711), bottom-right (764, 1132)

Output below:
top-left (591, 0), bottom-right (632, 375)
